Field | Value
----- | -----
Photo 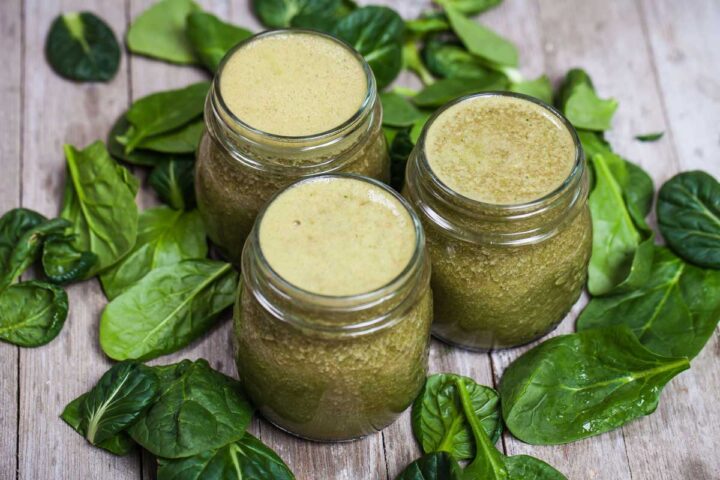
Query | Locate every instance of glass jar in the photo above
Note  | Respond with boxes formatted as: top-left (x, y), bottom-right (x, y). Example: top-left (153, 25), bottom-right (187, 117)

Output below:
top-left (234, 175), bottom-right (432, 441)
top-left (195, 30), bottom-right (389, 265)
top-left (404, 92), bottom-right (591, 351)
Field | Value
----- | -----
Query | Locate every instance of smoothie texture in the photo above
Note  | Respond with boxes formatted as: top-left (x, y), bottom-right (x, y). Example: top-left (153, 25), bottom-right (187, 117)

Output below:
top-left (405, 93), bottom-right (591, 350)
top-left (196, 30), bottom-right (389, 265)
top-left (235, 176), bottom-right (432, 441)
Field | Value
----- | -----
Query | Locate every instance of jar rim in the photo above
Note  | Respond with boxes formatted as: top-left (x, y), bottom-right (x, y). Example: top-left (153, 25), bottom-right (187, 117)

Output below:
top-left (213, 28), bottom-right (376, 143)
top-left (413, 91), bottom-right (584, 213)
top-left (242, 174), bottom-right (429, 334)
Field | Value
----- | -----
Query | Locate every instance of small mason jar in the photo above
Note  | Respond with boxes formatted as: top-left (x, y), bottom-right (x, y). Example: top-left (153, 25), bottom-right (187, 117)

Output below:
top-left (196, 30), bottom-right (389, 264)
top-left (235, 175), bottom-right (432, 441)
top-left (404, 92), bottom-right (591, 351)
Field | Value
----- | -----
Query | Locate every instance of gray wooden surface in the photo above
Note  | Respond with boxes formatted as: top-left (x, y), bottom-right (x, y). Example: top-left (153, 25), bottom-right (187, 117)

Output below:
top-left (1, 0), bottom-right (719, 479)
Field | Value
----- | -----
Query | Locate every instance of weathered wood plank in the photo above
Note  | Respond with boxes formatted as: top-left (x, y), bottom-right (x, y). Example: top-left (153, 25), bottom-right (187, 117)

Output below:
top-left (17, 1), bottom-right (139, 479)
top-left (620, 1), bottom-right (720, 478)
top-left (0, 0), bottom-right (22, 478)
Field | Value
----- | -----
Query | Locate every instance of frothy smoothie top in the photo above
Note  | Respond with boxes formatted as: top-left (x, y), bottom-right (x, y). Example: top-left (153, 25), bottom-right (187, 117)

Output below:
top-left (258, 177), bottom-right (417, 296)
top-left (219, 31), bottom-right (368, 137)
top-left (425, 95), bottom-right (576, 205)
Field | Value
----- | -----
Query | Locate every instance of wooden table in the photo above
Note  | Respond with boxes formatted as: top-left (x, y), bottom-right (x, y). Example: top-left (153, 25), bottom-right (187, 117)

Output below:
top-left (1, 0), bottom-right (719, 479)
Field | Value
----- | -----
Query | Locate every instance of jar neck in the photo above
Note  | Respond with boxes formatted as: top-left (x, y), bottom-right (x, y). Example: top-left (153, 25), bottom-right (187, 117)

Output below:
top-left (204, 60), bottom-right (379, 177)
top-left (241, 175), bottom-right (430, 337)
top-left (405, 94), bottom-right (588, 246)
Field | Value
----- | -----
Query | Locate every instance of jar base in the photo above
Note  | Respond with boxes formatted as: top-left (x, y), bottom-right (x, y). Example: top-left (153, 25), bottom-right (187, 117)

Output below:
top-left (259, 414), bottom-right (383, 444)
top-left (431, 322), bottom-right (563, 352)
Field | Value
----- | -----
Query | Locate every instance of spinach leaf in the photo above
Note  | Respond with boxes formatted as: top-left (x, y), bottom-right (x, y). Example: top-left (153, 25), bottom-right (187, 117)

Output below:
top-left (395, 452), bottom-right (463, 480)
top-left (60, 141), bottom-right (139, 278)
top-left (389, 128), bottom-right (415, 191)
top-left (253, 0), bottom-right (352, 31)
top-left (657, 171), bottom-right (720, 269)
top-left (413, 74), bottom-right (508, 108)
top-left (504, 455), bottom-right (567, 480)
top-left (423, 39), bottom-right (493, 80)
top-left (61, 394), bottom-right (136, 456)
top-left (558, 69), bottom-right (617, 131)
top-left (635, 132), bottom-right (664, 142)
top-left (186, 12), bottom-right (252, 73)
top-left (42, 233), bottom-right (98, 285)
top-left (332, 6), bottom-right (405, 90)
top-left (0, 218), bottom-right (69, 290)
top-left (126, 0), bottom-right (200, 64)
top-left (76, 361), bottom-right (159, 445)
top-left (45, 12), bottom-right (120, 82)
top-left (149, 158), bottom-right (197, 210)
top-left (405, 13), bottom-right (450, 36)
top-left (157, 433), bottom-right (295, 480)
top-left (435, 0), bottom-right (502, 16)
top-left (135, 119), bottom-right (204, 154)
top-left (381, 92), bottom-right (424, 127)
top-left (100, 260), bottom-right (237, 361)
top-left (108, 114), bottom-right (169, 167)
top-left (120, 82), bottom-right (210, 153)
top-left (403, 40), bottom-right (435, 86)
top-left (499, 326), bottom-right (690, 445)
top-left (0, 281), bottom-right (68, 347)
top-left (444, 6), bottom-right (517, 67)
top-left (0, 209), bottom-right (47, 258)
top-left (129, 359), bottom-right (253, 458)
top-left (100, 207), bottom-right (207, 300)
top-left (509, 75), bottom-right (552, 104)
top-left (578, 247), bottom-right (720, 359)
top-left (412, 373), bottom-right (502, 461)
top-left (580, 132), bottom-right (655, 295)
top-left (455, 379), bottom-right (507, 480)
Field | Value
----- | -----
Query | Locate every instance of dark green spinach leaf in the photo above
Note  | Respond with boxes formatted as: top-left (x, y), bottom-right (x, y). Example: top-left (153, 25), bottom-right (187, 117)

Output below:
top-left (126, 0), bottom-right (200, 64)
top-left (381, 92), bottom-right (424, 127)
top-left (61, 394), bottom-right (136, 456)
top-left (635, 132), bottom-right (664, 142)
top-left (60, 141), bottom-right (139, 278)
top-left (657, 171), bottom-right (720, 269)
top-left (108, 114), bottom-right (170, 167)
top-left (578, 246), bottom-right (720, 359)
top-left (45, 12), bottom-right (120, 82)
top-left (0, 281), bottom-right (68, 347)
top-left (100, 260), bottom-right (237, 361)
top-left (435, 0), bottom-right (502, 16)
top-left (77, 361), bottom-right (159, 445)
top-left (100, 207), bottom-right (207, 300)
top-left (413, 74), bottom-right (508, 107)
top-left (423, 38), bottom-right (493, 80)
top-left (332, 6), bottom-right (405, 90)
top-left (500, 326), bottom-right (689, 445)
top-left (135, 119), bottom-right (204, 154)
top-left (405, 13), bottom-right (450, 36)
top-left (389, 128), bottom-right (415, 191)
top-left (186, 12), bottom-right (252, 73)
top-left (395, 452), bottom-right (463, 480)
top-left (0, 217), bottom-right (69, 290)
top-left (253, 0), bottom-right (353, 31)
top-left (149, 158), bottom-right (197, 210)
top-left (557, 69), bottom-right (617, 131)
top-left (504, 455), bottom-right (567, 480)
top-left (444, 6), bottom-right (517, 67)
top-left (412, 373), bottom-right (502, 461)
top-left (120, 82), bottom-right (210, 153)
top-left (157, 433), bottom-right (295, 480)
top-left (129, 359), bottom-right (253, 458)
top-left (42, 233), bottom-right (97, 285)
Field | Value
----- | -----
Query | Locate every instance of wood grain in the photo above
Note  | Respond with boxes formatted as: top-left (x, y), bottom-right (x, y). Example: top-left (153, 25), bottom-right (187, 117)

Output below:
top-left (16, 1), bottom-right (139, 479)
top-left (2, 0), bottom-right (719, 479)
top-left (0, 0), bottom-right (22, 478)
